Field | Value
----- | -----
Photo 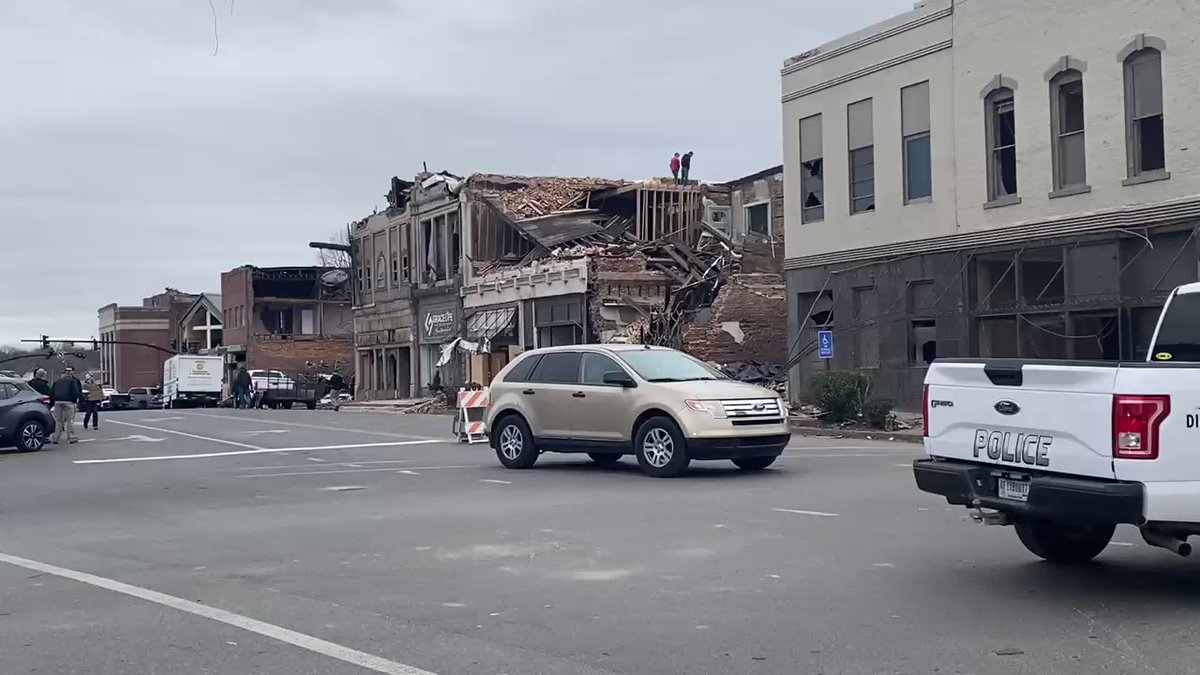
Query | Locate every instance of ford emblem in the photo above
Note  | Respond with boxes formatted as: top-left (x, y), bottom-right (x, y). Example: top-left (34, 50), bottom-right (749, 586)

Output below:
top-left (994, 400), bottom-right (1020, 416)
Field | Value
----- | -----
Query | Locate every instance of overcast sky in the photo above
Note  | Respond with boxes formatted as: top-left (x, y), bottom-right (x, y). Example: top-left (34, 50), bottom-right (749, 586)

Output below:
top-left (0, 0), bottom-right (911, 347)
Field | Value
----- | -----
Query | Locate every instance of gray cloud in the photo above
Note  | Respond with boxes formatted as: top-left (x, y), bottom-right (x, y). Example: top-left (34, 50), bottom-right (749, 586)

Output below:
top-left (0, 0), bottom-right (911, 346)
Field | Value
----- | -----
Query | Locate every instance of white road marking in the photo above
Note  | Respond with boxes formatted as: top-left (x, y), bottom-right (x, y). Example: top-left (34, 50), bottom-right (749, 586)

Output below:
top-left (132, 417), bottom-right (186, 422)
top-left (320, 486), bottom-right (367, 492)
top-left (397, 470), bottom-right (420, 475)
top-left (0, 551), bottom-right (439, 675)
top-left (73, 440), bottom-right (440, 465)
top-left (873, 562), bottom-right (896, 568)
top-left (235, 464), bottom-right (479, 478)
top-left (177, 411), bottom-right (434, 440)
top-left (107, 420), bottom-right (262, 450)
top-left (479, 479), bottom-right (511, 485)
top-left (772, 508), bottom-right (840, 518)
top-left (1109, 542), bottom-right (1135, 547)
top-left (243, 430), bottom-right (290, 435)
top-left (108, 434), bottom-right (166, 443)
top-left (234, 459), bottom-right (416, 472)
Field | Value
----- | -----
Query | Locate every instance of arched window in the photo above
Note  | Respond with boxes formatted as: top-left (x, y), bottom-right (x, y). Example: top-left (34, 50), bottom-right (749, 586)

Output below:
top-left (984, 87), bottom-right (1017, 202)
top-left (1123, 45), bottom-right (1166, 179)
top-left (1049, 69), bottom-right (1087, 191)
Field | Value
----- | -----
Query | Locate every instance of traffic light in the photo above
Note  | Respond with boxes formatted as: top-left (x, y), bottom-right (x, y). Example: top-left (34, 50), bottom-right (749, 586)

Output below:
top-left (40, 335), bottom-right (49, 349)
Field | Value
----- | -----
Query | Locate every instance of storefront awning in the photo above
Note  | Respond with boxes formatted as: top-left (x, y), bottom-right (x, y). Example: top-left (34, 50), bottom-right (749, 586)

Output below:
top-left (466, 307), bottom-right (517, 342)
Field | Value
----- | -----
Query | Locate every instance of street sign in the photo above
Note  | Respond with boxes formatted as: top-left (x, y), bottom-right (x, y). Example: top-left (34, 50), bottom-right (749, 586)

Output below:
top-left (817, 330), bottom-right (834, 359)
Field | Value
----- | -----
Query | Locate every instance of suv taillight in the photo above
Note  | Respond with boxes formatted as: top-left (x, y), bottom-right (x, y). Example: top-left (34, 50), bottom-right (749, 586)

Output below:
top-left (922, 384), bottom-right (929, 437)
top-left (1112, 394), bottom-right (1170, 460)
top-left (38, 397), bottom-right (51, 408)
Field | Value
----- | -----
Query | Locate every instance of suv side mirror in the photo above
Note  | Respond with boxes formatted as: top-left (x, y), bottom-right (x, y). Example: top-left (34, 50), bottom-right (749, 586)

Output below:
top-left (602, 370), bottom-right (636, 388)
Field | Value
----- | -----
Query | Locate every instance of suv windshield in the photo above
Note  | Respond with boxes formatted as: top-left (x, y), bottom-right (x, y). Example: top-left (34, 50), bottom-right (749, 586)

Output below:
top-left (616, 350), bottom-right (724, 383)
top-left (1153, 293), bottom-right (1200, 361)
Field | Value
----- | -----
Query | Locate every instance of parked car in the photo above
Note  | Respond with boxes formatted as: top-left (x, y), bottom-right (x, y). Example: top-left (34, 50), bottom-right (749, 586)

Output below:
top-left (485, 345), bottom-right (791, 478)
top-left (915, 281), bottom-right (1200, 563)
top-left (100, 388), bottom-right (131, 410)
top-left (248, 369), bottom-right (318, 410)
top-left (0, 376), bottom-right (55, 451)
top-left (127, 387), bottom-right (162, 409)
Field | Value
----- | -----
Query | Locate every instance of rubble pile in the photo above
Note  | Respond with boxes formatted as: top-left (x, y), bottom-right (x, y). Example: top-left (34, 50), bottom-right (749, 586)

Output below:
top-left (403, 392), bottom-right (454, 415)
top-left (472, 174), bottom-right (627, 220)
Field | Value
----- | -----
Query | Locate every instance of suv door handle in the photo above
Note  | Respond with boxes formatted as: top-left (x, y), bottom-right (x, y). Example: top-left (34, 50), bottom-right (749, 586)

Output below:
top-left (572, 391), bottom-right (586, 398)
top-left (522, 389), bottom-right (536, 395)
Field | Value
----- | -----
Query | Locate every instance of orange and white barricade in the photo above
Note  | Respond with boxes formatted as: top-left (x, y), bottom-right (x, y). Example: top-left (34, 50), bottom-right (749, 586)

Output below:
top-left (456, 388), bottom-right (490, 444)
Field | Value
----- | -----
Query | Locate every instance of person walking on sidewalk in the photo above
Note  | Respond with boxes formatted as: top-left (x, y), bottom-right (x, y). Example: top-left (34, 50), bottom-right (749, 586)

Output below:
top-left (680, 151), bottom-right (694, 184)
top-left (49, 367), bottom-right (83, 444)
top-left (82, 373), bottom-right (104, 430)
top-left (669, 152), bottom-right (681, 184)
top-left (234, 367), bottom-right (252, 409)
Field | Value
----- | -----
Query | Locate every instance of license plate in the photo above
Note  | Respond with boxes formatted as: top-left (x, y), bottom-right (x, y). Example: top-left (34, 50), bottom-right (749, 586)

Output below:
top-left (997, 478), bottom-right (1030, 502)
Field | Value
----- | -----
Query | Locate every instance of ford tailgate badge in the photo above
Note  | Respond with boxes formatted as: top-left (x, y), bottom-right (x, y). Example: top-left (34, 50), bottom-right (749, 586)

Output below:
top-left (994, 400), bottom-right (1020, 416)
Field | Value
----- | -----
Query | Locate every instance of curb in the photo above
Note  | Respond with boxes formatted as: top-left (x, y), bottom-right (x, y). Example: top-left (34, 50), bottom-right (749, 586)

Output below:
top-left (789, 422), bottom-right (923, 444)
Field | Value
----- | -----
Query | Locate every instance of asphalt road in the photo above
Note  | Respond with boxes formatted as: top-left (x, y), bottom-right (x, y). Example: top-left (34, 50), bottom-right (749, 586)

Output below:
top-left (0, 409), bottom-right (1196, 675)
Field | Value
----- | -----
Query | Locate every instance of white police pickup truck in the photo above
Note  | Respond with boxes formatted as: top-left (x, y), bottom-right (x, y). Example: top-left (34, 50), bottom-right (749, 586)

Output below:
top-left (915, 282), bottom-right (1200, 563)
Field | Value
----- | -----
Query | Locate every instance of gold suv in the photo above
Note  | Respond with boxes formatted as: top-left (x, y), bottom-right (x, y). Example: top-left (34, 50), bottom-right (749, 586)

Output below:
top-left (484, 345), bottom-right (791, 477)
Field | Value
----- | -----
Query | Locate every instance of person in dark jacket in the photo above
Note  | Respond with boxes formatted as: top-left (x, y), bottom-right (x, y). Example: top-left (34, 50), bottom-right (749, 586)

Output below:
top-left (234, 367), bottom-right (252, 409)
top-left (49, 367), bottom-right (83, 444)
top-left (28, 369), bottom-right (52, 397)
top-left (680, 151), bottom-right (694, 183)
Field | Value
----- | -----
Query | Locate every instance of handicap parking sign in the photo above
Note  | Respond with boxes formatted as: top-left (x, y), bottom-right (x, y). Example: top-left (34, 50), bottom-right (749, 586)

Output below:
top-left (817, 330), bottom-right (834, 359)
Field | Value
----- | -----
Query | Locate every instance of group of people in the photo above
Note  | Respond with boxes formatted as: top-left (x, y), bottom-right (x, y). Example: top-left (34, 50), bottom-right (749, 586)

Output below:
top-left (669, 151), bottom-right (694, 185)
top-left (27, 367), bottom-right (105, 444)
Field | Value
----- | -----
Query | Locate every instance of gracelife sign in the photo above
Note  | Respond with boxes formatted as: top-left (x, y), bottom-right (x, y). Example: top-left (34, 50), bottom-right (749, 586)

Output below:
top-left (421, 307), bottom-right (458, 342)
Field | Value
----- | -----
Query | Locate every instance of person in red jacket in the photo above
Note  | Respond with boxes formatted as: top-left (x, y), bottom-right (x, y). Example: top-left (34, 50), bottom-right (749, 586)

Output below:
top-left (669, 153), bottom-right (681, 184)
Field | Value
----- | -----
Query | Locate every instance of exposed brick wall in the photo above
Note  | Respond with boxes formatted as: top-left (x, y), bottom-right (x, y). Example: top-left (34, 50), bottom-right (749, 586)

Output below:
top-left (680, 274), bottom-right (786, 364)
top-left (251, 336), bottom-right (354, 373)
top-left (114, 327), bottom-right (171, 389)
top-left (221, 268), bottom-right (252, 348)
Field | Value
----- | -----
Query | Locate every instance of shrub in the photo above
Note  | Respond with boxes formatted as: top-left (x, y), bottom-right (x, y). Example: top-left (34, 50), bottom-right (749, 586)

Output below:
top-left (808, 371), bottom-right (870, 423)
top-left (861, 397), bottom-right (895, 429)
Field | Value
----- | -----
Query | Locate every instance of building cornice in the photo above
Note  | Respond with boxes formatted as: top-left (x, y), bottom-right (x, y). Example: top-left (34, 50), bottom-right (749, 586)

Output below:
top-left (781, 5), bottom-right (953, 77)
top-left (782, 39), bottom-right (953, 104)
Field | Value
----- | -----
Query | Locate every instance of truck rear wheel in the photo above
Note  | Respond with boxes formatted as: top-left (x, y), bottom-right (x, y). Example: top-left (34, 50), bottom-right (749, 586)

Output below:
top-left (1015, 519), bottom-right (1114, 564)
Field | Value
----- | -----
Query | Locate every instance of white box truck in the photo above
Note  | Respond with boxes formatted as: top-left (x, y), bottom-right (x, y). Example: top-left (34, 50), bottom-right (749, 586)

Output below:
top-left (163, 355), bottom-right (223, 409)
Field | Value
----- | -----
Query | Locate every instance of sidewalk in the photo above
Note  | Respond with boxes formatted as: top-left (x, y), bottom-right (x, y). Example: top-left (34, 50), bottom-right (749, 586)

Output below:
top-left (336, 398), bottom-right (431, 413)
top-left (788, 417), bottom-right (923, 444)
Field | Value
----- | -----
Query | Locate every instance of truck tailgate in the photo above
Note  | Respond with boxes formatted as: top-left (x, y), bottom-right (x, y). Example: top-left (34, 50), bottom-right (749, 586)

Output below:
top-left (926, 360), bottom-right (1117, 479)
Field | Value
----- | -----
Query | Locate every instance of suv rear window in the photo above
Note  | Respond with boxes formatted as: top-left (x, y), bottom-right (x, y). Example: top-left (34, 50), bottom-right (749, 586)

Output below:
top-left (529, 352), bottom-right (581, 384)
top-left (1153, 293), bottom-right (1200, 361)
top-left (501, 355), bottom-right (542, 383)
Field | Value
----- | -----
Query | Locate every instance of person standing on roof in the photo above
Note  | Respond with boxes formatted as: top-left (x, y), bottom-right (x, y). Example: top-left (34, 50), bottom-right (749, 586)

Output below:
top-left (669, 153), bottom-right (681, 184)
top-left (680, 151), bottom-right (694, 184)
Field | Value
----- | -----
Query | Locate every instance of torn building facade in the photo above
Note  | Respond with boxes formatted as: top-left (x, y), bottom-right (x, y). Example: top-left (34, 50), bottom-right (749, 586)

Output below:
top-left (782, 0), bottom-right (1200, 408)
top-left (350, 169), bottom-right (792, 396)
top-left (220, 265), bottom-right (354, 382)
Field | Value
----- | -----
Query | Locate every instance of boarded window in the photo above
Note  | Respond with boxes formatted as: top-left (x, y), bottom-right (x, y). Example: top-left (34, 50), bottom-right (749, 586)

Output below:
top-left (1021, 248), bottom-right (1065, 305)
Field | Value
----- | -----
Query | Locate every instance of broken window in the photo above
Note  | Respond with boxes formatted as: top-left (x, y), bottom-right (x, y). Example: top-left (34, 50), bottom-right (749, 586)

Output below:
top-left (1071, 312), bottom-right (1120, 360)
top-left (1020, 248), bottom-right (1065, 305)
top-left (975, 254), bottom-right (1018, 310)
top-left (847, 99), bottom-right (875, 214)
top-left (1050, 70), bottom-right (1087, 189)
top-left (978, 316), bottom-right (1018, 358)
top-left (262, 307), bottom-right (295, 335)
top-left (376, 253), bottom-right (387, 289)
top-left (421, 217), bottom-right (445, 283)
top-left (985, 88), bottom-right (1018, 200)
top-left (910, 320), bottom-right (937, 366)
top-left (746, 203), bottom-right (769, 237)
top-left (1124, 47), bottom-right (1166, 176)
top-left (449, 212), bottom-right (461, 277)
top-left (902, 81), bottom-right (932, 202)
top-left (799, 114), bottom-right (824, 223)
top-left (1020, 314), bottom-right (1069, 359)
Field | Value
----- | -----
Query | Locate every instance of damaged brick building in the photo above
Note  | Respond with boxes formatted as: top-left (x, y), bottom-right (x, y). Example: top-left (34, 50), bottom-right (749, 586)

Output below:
top-left (219, 265), bottom-right (353, 380)
top-left (349, 166), bottom-right (790, 399)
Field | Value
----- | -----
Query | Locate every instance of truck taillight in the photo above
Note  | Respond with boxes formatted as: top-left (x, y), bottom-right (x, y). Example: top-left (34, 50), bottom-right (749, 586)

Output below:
top-left (1112, 394), bottom-right (1170, 460)
top-left (922, 384), bottom-right (929, 437)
